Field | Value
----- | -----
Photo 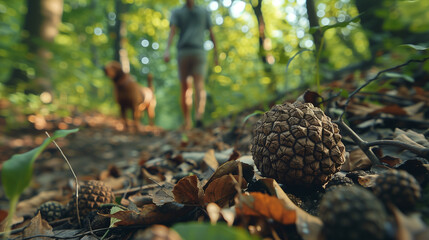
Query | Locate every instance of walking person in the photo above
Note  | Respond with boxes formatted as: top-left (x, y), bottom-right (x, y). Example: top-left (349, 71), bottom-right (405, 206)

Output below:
top-left (163, 0), bottom-right (218, 130)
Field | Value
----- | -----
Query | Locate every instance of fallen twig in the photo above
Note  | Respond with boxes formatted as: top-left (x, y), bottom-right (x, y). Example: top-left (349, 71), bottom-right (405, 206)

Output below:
top-left (336, 120), bottom-right (429, 166)
top-left (340, 56), bottom-right (429, 120)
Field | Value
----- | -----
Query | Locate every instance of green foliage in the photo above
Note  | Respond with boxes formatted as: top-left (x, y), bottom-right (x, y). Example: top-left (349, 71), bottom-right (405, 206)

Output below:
top-left (173, 222), bottom-right (260, 240)
top-left (309, 14), bottom-right (361, 34)
top-left (1, 128), bottom-right (78, 238)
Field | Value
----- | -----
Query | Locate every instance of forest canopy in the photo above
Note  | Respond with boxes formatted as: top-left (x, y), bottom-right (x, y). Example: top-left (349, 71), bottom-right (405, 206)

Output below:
top-left (1, 0), bottom-right (428, 130)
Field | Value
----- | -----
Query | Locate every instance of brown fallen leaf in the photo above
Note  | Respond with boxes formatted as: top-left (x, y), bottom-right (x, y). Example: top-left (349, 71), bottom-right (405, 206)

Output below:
top-left (203, 149), bottom-right (219, 171)
top-left (0, 210), bottom-right (7, 230)
top-left (172, 175), bottom-right (204, 205)
top-left (357, 174), bottom-right (378, 188)
top-left (235, 192), bottom-right (296, 225)
top-left (102, 203), bottom-right (195, 226)
top-left (370, 104), bottom-right (407, 116)
top-left (295, 90), bottom-right (323, 106)
top-left (203, 161), bottom-right (253, 190)
top-left (22, 212), bottom-right (54, 240)
top-left (259, 178), bottom-right (323, 240)
top-left (391, 204), bottom-right (428, 240)
top-left (206, 203), bottom-right (221, 224)
top-left (204, 175), bottom-right (247, 207)
top-left (227, 149), bottom-right (241, 161)
top-left (133, 224), bottom-right (182, 240)
top-left (341, 149), bottom-right (371, 171)
top-left (394, 128), bottom-right (429, 148)
top-left (380, 155), bottom-right (402, 167)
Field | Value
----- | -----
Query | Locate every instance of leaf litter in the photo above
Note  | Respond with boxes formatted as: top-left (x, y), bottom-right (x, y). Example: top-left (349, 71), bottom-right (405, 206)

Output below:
top-left (1, 71), bottom-right (429, 239)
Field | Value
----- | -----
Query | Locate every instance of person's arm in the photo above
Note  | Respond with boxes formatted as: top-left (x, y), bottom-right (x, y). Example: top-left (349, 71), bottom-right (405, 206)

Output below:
top-left (163, 25), bottom-right (176, 63)
top-left (209, 28), bottom-right (218, 66)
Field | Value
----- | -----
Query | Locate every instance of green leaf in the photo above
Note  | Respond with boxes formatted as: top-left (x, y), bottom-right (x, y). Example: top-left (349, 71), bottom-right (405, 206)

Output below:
top-left (1, 128), bottom-right (79, 200)
top-left (310, 14), bottom-right (362, 34)
top-left (400, 44), bottom-right (429, 51)
top-left (286, 49), bottom-right (312, 73)
top-left (384, 72), bottom-right (414, 82)
top-left (173, 222), bottom-right (260, 240)
top-left (243, 110), bottom-right (265, 123)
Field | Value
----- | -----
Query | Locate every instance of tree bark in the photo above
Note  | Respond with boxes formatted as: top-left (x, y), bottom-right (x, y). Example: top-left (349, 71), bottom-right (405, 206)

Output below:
top-left (305, 0), bottom-right (321, 53)
top-left (113, 0), bottom-right (130, 73)
top-left (250, 0), bottom-right (277, 93)
top-left (6, 0), bottom-right (63, 94)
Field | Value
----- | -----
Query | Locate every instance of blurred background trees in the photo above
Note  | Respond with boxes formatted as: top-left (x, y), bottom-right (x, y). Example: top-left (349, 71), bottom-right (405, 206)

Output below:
top-left (1, 0), bottom-right (428, 130)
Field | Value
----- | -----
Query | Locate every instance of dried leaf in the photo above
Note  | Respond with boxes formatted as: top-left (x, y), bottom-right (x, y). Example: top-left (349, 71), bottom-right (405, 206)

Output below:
top-left (133, 225), bottom-right (182, 240)
top-left (394, 128), bottom-right (429, 148)
top-left (295, 90), bottom-right (322, 106)
top-left (380, 155), bottom-right (402, 167)
top-left (341, 149), bottom-right (371, 171)
top-left (0, 210), bottom-right (7, 232)
top-left (236, 192), bottom-right (296, 225)
top-left (370, 104), bottom-right (407, 116)
top-left (207, 203), bottom-right (221, 224)
top-left (357, 174), bottom-right (378, 187)
top-left (203, 161), bottom-right (253, 190)
top-left (152, 188), bottom-right (175, 206)
top-left (227, 149), bottom-right (241, 161)
top-left (259, 178), bottom-right (323, 240)
top-left (101, 203), bottom-right (194, 226)
top-left (22, 212), bottom-right (54, 240)
top-left (220, 208), bottom-right (236, 227)
top-left (204, 175), bottom-right (247, 207)
top-left (172, 175), bottom-right (204, 205)
top-left (403, 102), bottom-right (425, 116)
top-left (396, 160), bottom-right (429, 185)
top-left (102, 209), bottom-right (143, 226)
top-left (203, 149), bottom-right (219, 170)
top-left (391, 204), bottom-right (427, 240)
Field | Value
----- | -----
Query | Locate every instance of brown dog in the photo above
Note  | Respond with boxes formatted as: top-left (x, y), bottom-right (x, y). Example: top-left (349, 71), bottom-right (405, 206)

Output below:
top-left (104, 61), bottom-right (156, 131)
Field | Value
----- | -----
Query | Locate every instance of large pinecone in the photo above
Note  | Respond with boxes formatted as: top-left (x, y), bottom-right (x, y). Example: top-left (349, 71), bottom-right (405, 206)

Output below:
top-left (372, 169), bottom-right (421, 212)
top-left (319, 186), bottom-right (387, 240)
top-left (67, 180), bottom-right (115, 221)
top-left (251, 102), bottom-right (346, 186)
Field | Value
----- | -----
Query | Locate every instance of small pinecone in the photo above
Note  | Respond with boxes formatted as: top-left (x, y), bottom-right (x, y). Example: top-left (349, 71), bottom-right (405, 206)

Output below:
top-left (325, 173), bottom-right (354, 190)
top-left (372, 169), bottom-right (421, 211)
top-left (67, 180), bottom-right (115, 221)
top-left (319, 186), bottom-right (386, 240)
top-left (36, 201), bottom-right (66, 222)
top-left (251, 102), bottom-right (346, 186)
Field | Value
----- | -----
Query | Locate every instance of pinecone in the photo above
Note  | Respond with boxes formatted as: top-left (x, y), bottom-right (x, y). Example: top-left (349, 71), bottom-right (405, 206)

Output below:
top-left (36, 201), bottom-right (66, 222)
top-left (319, 186), bottom-right (386, 240)
top-left (325, 173), bottom-right (354, 190)
top-left (251, 102), bottom-right (346, 186)
top-left (372, 169), bottom-right (421, 212)
top-left (67, 180), bottom-right (115, 221)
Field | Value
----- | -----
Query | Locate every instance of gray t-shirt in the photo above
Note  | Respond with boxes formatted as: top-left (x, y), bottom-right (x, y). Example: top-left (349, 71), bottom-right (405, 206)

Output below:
top-left (170, 5), bottom-right (212, 58)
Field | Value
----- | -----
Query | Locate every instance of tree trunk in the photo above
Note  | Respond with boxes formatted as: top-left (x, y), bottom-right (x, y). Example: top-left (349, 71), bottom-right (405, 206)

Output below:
top-left (6, 0), bottom-right (63, 94)
top-left (113, 0), bottom-right (130, 73)
top-left (306, 0), bottom-right (321, 52)
top-left (250, 0), bottom-right (276, 93)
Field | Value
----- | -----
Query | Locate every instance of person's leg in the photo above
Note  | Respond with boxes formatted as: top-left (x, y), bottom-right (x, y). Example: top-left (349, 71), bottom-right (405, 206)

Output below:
top-left (191, 54), bottom-right (207, 127)
top-left (178, 56), bottom-right (193, 130)
top-left (193, 74), bottom-right (206, 122)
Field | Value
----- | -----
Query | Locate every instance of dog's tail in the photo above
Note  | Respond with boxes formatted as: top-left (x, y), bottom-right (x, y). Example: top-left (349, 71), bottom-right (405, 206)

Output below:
top-left (147, 73), bottom-right (154, 91)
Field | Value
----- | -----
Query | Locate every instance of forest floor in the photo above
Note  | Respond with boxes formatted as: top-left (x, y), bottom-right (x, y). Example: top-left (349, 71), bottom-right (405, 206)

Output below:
top-left (1, 81), bottom-right (429, 239)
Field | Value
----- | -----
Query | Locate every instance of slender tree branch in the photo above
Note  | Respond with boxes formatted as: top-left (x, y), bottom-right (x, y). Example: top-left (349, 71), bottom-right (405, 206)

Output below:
top-left (336, 119), bottom-right (429, 166)
top-left (365, 140), bottom-right (429, 159)
top-left (336, 119), bottom-right (381, 165)
top-left (340, 56), bottom-right (429, 120)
